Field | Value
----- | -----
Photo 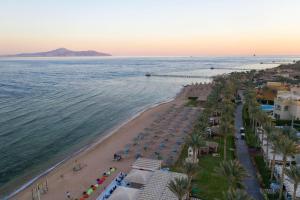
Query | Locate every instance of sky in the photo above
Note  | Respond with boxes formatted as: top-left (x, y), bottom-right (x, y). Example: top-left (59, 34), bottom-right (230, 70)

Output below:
top-left (1, 0), bottom-right (300, 56)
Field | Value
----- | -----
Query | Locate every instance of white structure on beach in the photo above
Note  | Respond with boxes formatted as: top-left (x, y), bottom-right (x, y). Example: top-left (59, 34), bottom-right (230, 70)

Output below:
top-left (131, 158), bottom-right (162, 171)
top-left (273, 86), bottom-right (300, 120)
top-left (109, 186), bottom-right (140, 200)
top-left (185, 146), bottom-right (199, 163)
top-left (106, 158), bottom-right (189, 200)
top-left (136, 170), bottom-right (187, 200)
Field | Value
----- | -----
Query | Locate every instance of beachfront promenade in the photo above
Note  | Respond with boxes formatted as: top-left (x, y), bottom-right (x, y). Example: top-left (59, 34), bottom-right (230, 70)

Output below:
top-left (235, 103), bottom-right (263, 199)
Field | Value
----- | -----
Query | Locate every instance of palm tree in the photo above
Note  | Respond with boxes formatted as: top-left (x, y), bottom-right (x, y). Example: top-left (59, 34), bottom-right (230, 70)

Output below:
top-left (283, 126), bottom-right (299, 142)
top-left (215, 160), bottom-right (247, 189)
top-left (222, 99), bottom-right (235, 116)
top-left (269, 130), bottom-right (281, 180)
top-left (187, 133), bottom-right (205, 163)
top-left (219, 114), bottom-right (234, 161)
top-left (182, 161), bottom-right (198, 181)
top-left (244, 89), bottom-right (260, 130)
top-left (222, 188), bottom-right (254, 200)
top-left (257, 111), bottom-right (268, 136)
top-left (249, 103), bottom-right (260, 131)
top-left (263, 120), bottom-right (274, 160)
top-left (277, 135), bottom-right (299, 199)
top-left (286, 165), bottom-right (300, 200)
top-left (181, 162), bottom-right (198, 199)
top-left (168, 177), bottom-right (189, 200)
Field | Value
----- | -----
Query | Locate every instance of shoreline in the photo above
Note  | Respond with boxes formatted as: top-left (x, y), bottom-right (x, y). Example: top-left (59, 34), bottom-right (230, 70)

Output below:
top-left (2, 60), bottom-right (297, 200)
top-left (6, 94), bottom-right (178, 200)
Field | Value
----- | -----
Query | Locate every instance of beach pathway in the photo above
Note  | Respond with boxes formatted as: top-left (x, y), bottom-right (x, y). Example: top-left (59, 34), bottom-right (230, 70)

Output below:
top-left (235, 103), bottom-right (263, 200)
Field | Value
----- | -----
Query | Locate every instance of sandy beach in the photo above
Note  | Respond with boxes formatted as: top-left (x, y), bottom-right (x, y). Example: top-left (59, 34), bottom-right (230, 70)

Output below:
top-left (10, 83), bottom-right (212, 200)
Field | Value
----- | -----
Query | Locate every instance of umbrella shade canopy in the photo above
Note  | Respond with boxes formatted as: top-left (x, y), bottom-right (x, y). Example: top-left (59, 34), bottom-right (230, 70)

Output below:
top-left (108, 186), bottom-right (139, 200)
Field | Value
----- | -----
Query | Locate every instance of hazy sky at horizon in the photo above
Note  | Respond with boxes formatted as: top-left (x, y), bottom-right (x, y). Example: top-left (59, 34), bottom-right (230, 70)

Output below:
top-left (1, 0), bottom-right (300, 56)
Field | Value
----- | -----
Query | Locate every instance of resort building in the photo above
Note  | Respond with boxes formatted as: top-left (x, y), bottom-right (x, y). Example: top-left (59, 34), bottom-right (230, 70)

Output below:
top-left (273, 86), bottom-right (300, 120)
top-left (256, 82), bottom-right (289, 104)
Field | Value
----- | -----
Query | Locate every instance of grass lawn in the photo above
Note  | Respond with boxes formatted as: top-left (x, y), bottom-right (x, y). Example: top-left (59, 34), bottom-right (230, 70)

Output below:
top-left (172, 135), bottom-right (235, 200)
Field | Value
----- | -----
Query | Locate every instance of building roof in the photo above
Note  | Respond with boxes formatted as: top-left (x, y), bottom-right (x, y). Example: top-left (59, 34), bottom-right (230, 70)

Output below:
top-left (137, 170), bottom-right (187, 200)
top-left (266, 82), bottom-right (289, 90)
top-left (124, 169), bottom-right (153, 185)
top-left (132, 158), bottom-right (162, 171)
top-left (108, 186), bottom-right (140, 200)
top-left (277, 90), bottom-right (300, 101)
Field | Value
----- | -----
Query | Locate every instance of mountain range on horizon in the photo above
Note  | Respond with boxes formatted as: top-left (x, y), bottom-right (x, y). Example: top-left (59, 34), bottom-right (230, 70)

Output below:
top-left (3, 48), bottom-right (111, 57)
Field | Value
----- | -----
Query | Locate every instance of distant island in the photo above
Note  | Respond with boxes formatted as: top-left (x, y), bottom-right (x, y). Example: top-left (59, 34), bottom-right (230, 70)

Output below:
top-left (4, 48), bottom-right (111, 57)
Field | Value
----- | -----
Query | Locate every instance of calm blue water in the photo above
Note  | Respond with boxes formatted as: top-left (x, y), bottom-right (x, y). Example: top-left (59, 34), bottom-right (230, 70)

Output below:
top-left (261, 104), bottom-right (274, 111)
top-left (0, 56), bottom-right (298, 197)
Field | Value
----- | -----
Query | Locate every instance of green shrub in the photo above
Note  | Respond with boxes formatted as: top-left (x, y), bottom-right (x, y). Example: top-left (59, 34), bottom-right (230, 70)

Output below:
top-left (254, 155), bottom-right (271, 187)
top-left (245, 129), bottom-right (260, 148)
top-left (186, 98), bottom-right (198, 107)
top-left (275, 119), bottom-right (300, 126)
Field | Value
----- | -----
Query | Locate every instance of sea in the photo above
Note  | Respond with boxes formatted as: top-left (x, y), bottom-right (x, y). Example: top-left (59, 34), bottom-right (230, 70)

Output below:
top-left (0, 56), bottom-right (298, 198)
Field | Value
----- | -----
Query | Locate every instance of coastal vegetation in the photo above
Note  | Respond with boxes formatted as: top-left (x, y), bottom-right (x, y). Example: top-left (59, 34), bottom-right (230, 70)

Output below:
top-left (171, 61), bottom-right (300, 199)
top-left (242, 72), bottom-right (300, 199)
top-left (168, 177), bottom-right (190, 200)
top-left (170, 76), bottom-right (253, 199)
top-left (185, 97), bottom-right (199, 107)
top-left (285, 165), bottom-right (300, 200)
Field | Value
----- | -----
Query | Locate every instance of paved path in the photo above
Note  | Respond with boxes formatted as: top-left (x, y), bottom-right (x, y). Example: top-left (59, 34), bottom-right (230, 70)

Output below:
top-left (235, 104), bottom-right (263, 200)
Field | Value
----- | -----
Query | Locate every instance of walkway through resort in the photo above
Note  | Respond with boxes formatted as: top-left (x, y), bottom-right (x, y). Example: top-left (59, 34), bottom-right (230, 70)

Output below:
top-left (235, 104), bottom-right (263, 200)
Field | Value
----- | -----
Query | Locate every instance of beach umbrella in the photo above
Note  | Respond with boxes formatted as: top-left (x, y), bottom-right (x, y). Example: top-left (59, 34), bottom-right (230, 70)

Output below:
top-left (143, 144), bottom-right (148, 151)
top-left (159, 142), bottom-right (165, 148)
top-left (135, 152), bottom-right (142, 159)
top-left (124, 144), bottom-right (131, 152)
top-left (116, 150), bottom-right (124, 155)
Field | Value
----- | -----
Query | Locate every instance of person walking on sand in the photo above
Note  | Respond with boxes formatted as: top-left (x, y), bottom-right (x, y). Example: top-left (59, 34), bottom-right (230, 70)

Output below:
top-left (66, 191), bottom-right (72, 200)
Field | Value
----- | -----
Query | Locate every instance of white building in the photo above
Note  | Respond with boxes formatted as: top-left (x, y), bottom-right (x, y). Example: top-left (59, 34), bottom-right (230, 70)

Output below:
top-left (273, 86), bottom-right (300, 120)
top-left (97, 158), bottom-right (196, 200)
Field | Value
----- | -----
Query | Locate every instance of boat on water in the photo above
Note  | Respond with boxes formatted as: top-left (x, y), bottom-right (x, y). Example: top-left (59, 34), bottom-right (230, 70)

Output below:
top-left (210, 67), bottom-right (214, 70)
top-left (145, 73), bottom-right (151, 77)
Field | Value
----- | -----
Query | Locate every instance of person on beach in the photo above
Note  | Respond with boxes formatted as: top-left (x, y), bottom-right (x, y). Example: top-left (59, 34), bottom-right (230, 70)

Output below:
top-left (66, 191), bottom-right (72, 199)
